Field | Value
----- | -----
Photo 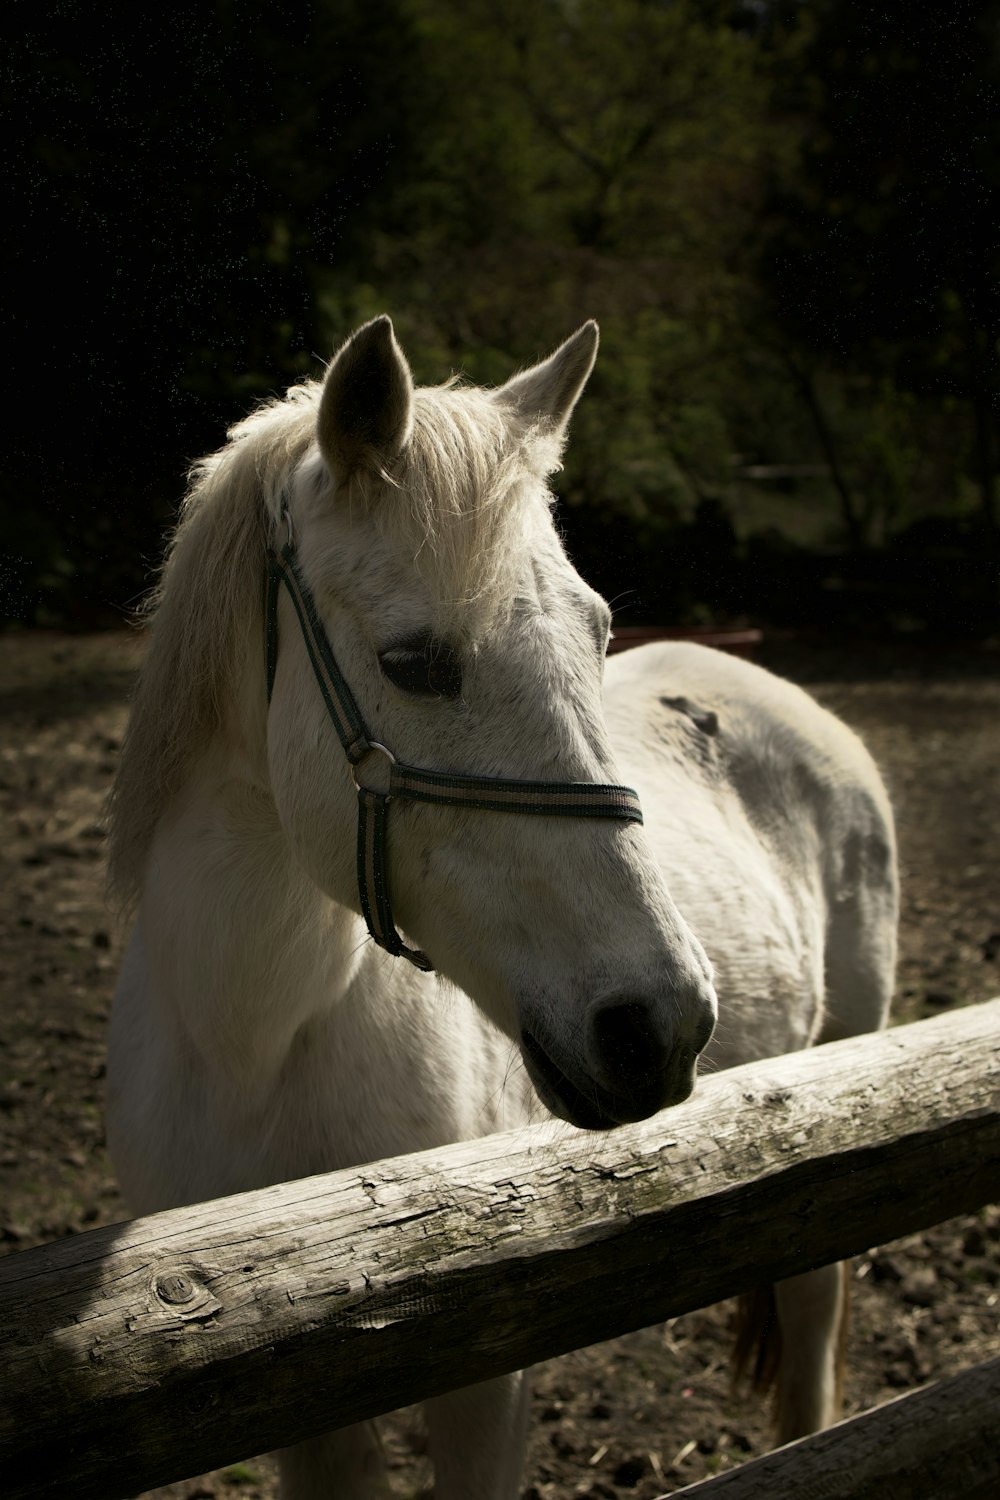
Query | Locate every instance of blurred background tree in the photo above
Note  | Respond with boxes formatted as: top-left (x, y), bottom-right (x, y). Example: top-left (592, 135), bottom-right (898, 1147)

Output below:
top-left (3, 0), bottom-right (997, 632)
top-left (764, 2), bottom-right (1000, 561)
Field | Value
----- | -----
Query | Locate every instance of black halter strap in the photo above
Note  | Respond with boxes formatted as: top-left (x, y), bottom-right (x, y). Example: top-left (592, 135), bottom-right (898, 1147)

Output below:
top-left (265, 539), bottom-right (643, 971)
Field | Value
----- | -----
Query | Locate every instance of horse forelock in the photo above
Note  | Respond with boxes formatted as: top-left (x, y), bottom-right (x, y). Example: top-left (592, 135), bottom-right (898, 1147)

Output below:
top-left (107, 374), bottom-right (562, 909)
top-left (346, 382), bottom-right (563, 630)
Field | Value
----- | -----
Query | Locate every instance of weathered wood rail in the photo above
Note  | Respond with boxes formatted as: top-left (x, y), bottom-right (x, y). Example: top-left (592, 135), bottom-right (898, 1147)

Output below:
top-left (1, 1000), bottom-right (998, 1500)
top-left (672, 1353), bottom-right (1000, 1500)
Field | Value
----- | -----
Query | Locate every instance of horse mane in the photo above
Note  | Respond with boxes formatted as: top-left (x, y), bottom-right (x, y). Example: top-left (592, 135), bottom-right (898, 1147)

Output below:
top-left (106, 381), bottom-right (320, 910)
top-left (107, 374), bottom-right (562, 912)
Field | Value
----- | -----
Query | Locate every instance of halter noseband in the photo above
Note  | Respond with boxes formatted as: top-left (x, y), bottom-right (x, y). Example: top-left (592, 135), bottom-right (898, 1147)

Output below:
top-left (265, 534), bottom-right (643, 972)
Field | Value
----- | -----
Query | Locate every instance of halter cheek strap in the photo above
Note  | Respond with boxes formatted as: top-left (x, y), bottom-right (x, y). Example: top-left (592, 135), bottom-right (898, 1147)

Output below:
top-left (265, 540), bottom-right (643, 972)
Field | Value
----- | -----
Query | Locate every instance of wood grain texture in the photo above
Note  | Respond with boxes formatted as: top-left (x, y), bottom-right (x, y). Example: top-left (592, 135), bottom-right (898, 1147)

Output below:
top-left (671, 1354), bottom-right (1000, 1499)
top-left (1, 1000), bottom-right (998, 1500)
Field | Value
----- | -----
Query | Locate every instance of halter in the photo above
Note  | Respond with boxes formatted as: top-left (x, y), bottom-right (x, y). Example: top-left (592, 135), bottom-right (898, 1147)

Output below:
top-left (265, 531), bottom-right (643, 971)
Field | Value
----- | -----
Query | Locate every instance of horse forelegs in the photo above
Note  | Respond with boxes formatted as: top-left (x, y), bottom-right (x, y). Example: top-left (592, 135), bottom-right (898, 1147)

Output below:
top-left (276, 1421), bottom-right (389, 1500)
top-left (425, 1370), bottom-right (530, 1500)
top-left (774, 1260), bottom-right (850, 1442)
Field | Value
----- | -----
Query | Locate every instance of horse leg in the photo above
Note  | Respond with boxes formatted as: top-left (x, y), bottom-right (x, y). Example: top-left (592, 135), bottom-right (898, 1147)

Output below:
top-left (276, 1421), bottom-right (389, 1500)
top-left (765, 834), bottom-right (891, 1441)
top-left (773, 1260), bottom-right (850, 1442)
top-left (425, 1370), bottom-right (530, 1500)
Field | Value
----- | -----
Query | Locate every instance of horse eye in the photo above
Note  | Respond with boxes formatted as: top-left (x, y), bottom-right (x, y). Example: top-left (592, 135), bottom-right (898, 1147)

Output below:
top-left (379, 642), bottom-right (463, 700)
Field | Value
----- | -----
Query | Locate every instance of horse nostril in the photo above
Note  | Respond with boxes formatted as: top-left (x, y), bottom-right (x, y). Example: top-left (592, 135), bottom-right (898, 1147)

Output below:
top-left (589, 1000), bottom-right (668, 1089)
top-left (693, 1011), bottom-right (716, 1055)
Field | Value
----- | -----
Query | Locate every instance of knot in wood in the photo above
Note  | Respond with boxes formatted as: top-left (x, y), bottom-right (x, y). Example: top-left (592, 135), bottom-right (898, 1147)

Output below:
top-left (155, 1271), bottom-right (196, 1305)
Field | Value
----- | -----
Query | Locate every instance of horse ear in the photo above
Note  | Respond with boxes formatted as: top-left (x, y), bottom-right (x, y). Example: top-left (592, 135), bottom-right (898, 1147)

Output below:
top-left (495, 321), bottom-right (599, 433)
top-left (317, 316), bottom-right (414, 480)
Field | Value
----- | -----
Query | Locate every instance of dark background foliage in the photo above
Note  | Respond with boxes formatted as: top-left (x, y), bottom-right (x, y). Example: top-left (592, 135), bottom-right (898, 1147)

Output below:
top-left (4, 0), bottom-right (998, 633)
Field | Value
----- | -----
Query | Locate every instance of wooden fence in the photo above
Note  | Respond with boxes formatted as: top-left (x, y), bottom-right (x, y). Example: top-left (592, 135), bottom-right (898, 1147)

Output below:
top-left (1, 999), bottom-right (998, 1500)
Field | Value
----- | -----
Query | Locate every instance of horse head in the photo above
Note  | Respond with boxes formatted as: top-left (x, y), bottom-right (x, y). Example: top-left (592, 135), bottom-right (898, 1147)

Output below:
top-left (266, 317), bottom-right (717, 1128)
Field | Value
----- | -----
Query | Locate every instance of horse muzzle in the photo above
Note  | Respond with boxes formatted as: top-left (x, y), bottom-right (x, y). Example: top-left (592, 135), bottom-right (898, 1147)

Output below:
top-left (520, 989), bottom-right (717, 1131)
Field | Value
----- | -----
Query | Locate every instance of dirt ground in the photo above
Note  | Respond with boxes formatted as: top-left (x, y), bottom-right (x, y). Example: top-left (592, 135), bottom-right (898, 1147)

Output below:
top-left (1, 629), bottom-right (998, 1498)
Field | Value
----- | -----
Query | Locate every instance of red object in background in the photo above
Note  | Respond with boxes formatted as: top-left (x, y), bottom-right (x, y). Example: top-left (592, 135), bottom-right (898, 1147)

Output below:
top-left (608, 625), bottom-right (763, 658)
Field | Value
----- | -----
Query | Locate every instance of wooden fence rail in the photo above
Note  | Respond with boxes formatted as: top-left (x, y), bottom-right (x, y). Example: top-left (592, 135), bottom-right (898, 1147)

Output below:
top-left (1, 1000), bottom-right (998, 1500)
top-left (672, 1353), bottom-right (1000, 1500)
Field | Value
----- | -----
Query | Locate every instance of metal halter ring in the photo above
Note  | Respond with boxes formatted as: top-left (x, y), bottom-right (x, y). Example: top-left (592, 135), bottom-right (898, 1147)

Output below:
top-left (351, 742), bottom-right (396, 798)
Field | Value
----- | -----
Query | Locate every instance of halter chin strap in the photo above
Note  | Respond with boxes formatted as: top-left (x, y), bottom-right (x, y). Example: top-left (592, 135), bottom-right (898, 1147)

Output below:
top-left (265, 539), bottom-right (643, 972)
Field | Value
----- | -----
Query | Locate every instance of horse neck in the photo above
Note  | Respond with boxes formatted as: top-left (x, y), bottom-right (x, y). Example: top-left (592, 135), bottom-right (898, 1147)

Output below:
top-left (139, 648), bottom-right (367, 1091)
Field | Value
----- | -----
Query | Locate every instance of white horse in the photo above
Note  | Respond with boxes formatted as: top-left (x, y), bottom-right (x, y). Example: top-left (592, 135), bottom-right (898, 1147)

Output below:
top-left (106, 317), bottom-right (897, 1498)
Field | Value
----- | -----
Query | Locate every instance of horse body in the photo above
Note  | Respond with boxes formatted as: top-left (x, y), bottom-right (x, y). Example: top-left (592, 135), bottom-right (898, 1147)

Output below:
top-left (106, 318), bottom-right (896, 1496)
top-left (605, 640), bottom-right (896, 1068)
